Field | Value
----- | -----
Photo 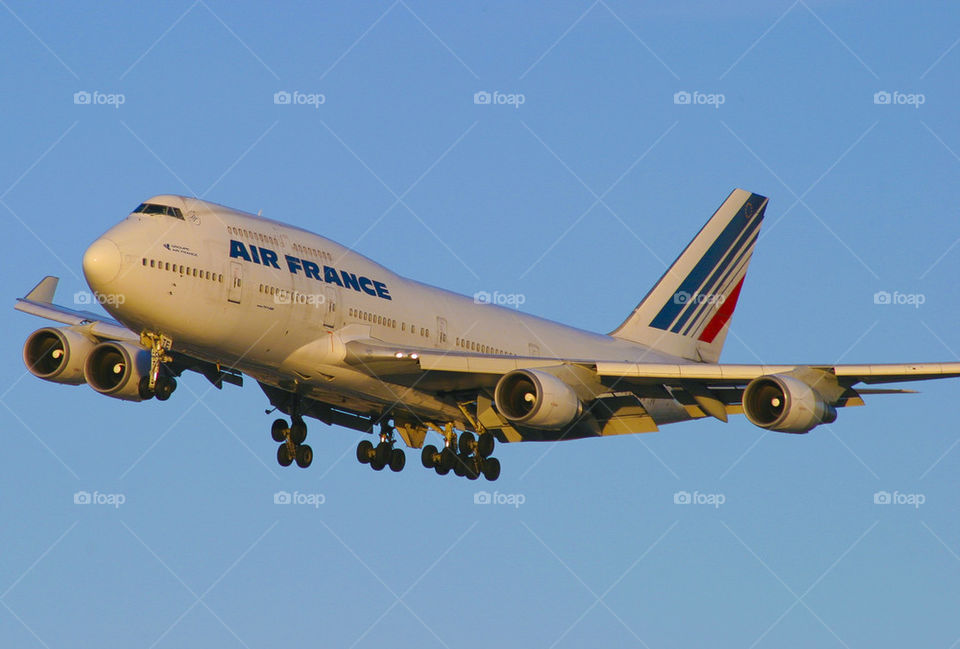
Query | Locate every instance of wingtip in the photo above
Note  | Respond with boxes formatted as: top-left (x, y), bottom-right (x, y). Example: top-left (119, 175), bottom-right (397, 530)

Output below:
top-left (24, 276), bottom-right (59, 303)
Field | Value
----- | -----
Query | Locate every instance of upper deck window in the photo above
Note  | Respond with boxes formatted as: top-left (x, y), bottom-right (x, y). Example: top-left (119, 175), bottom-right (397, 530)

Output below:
top-left (133, 203), bottom-right (184, 220)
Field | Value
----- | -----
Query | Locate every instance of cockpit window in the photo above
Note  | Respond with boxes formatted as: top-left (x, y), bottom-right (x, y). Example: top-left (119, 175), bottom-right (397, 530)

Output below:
top-left (133, 203), bottom-right (184, 220)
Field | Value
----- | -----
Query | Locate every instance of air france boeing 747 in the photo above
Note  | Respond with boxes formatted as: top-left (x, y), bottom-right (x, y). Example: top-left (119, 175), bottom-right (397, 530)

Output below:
top-left (16, 189), bottom-right (960, 480)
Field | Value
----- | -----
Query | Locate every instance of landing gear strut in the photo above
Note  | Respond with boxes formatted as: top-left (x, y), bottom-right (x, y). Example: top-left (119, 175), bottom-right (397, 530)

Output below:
top-left (356, 422), bottom-right (405, 472)
top-left (138, 333), bottom-right (177, 401)
top-left (421, 426), bottom-right (500, 481)
top-left (272, 394), bottom-right (312, 468)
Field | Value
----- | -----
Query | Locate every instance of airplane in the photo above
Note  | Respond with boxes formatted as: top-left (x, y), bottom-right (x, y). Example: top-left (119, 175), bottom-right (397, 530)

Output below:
top-left (16, 189), bottom-right (960, 481)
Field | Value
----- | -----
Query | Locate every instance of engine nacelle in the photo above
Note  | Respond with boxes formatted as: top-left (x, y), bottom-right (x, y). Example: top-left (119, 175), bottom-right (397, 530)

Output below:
top-left (742, 374), bottom-right (837, 433)
top-left (494, 369), bottom-right (582, 430)
top-left (84, 341), bottom-right (151, 402)
top-left (23, 327), bottom-right (97, 385)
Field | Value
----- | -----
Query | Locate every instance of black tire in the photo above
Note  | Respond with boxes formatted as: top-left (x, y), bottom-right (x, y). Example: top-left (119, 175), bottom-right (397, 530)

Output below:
top-left (277, 443), bottom-right (294, 467)
top-left (458, 432), bottom-right (475, 455)
top-left (477, 432), bottom-right (495, 458)
top-left (453, 454), bottom-right (467, 477)
top-left (155, 376), bottom-right (175, 401)
top-left (375, 442), bottom-right (392, 466)
top-left (138, 376), bottom-right (154, 400)
top-left (421, 444), bottom-right (438, 469)
top-left (371, 457), bottom-right (385, 471)
top-left (435, 463), bottom-right (450, 476)
top-left (482, 457), bottom-right (501, 481)
top-left (389, 448), bottom-right (406, 472)
top-left (271, 419), bottom-right (288, 442)
top-left (290, 420), bottom-right (307, 444)
top-left (295, 444), bottom-right (313, 468)
top-left (357, 440), bottom-right (374, 464)
top-left (439, 447), bottom-right (456, 472)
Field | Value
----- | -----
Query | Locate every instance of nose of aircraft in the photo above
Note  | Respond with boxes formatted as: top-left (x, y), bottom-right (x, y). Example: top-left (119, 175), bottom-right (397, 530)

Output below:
top-left (82, 237), bottom-right (122, 289)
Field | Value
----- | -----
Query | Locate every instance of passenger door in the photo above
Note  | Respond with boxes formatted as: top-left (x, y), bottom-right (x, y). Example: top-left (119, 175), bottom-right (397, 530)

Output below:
top-left (228, 262), bottom-right (242, 304)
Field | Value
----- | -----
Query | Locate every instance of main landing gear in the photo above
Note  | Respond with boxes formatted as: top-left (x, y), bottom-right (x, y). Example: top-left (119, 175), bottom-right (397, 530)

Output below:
top-left (421, 429), bottom-right (500, 481)
top-left (356, 423), bottom-right (406, 473)
top-left (271, 396), bottom-right (312, 468)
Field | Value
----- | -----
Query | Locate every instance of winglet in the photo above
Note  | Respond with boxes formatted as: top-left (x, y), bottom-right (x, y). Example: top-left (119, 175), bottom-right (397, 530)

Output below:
top-left (24, 276), bottom-right (59, 304)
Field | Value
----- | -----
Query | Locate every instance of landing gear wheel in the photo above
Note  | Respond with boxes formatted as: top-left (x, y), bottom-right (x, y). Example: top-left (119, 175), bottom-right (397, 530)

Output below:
top-left (154, 376), bottom-right (176, 401)
top-left (439, 447), bottom-right (456, 473)
top-left (435, 463), bottom-right (450, 476)
top-left (421, 445), bottom-right (439, 469)
top-left (357, 440), bottom-right (374, 464)
top-left (290, 420), bottom-right (307, 445)
top-left (295, 444), bottom-right (313, 468)
top-left (277, 444), bottom-right (294, 467)
top-left (458, 432), bottom-right (475, 455)
top-left (374, 442), bottom-right (392, 466)
top-left (453, 453), bottom-right (468, 477)
top-left (138, 376), bottom-right (154, 400)
top-left (482, 457), bottom-right (501, 481)
top-left (477, 432), bottom-right (495, 458)
top-left (389, 448), bottom-right (406, 472)
top-left (271, 419), bottom-right (289, 443)
top-left (371, 456), bottom-right (386, 471)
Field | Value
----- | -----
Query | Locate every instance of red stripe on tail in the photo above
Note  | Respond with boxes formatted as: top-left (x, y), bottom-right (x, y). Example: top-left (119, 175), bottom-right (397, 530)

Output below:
top-left (698, 277), bottom-right (744, 343)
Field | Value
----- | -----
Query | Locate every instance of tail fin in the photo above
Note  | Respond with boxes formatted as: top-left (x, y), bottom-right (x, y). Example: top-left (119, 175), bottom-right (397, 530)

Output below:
top-left (610, 189), bottom-right (768, 363)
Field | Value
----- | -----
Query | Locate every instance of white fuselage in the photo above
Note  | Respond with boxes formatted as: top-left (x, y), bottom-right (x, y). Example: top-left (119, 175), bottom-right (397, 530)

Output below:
top-left (84, 196), bottom-right (685, 423)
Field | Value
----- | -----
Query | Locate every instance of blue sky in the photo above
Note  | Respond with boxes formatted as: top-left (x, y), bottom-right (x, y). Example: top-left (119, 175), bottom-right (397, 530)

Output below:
top-left (2, 1), bottom-right (960, 647)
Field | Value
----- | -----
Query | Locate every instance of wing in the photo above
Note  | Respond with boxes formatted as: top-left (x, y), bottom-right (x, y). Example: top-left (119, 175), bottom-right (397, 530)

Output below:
top-left (15, 276), bottom-right (138, 342)
top-left (342, 339), bottom-right (960, 439)
top-left (15, 276), bottom-right (241, 389)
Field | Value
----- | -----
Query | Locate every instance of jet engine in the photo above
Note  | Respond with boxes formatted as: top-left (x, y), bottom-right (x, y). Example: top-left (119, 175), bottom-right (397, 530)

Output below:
top-left (742, 374), bottom-right (837, 433)
top-left (83, 341), bottom-right (151, 402)
top-left (494, 369), bottom-right (582, 429)
top-left (23, 327), bottom-right (97, 385)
